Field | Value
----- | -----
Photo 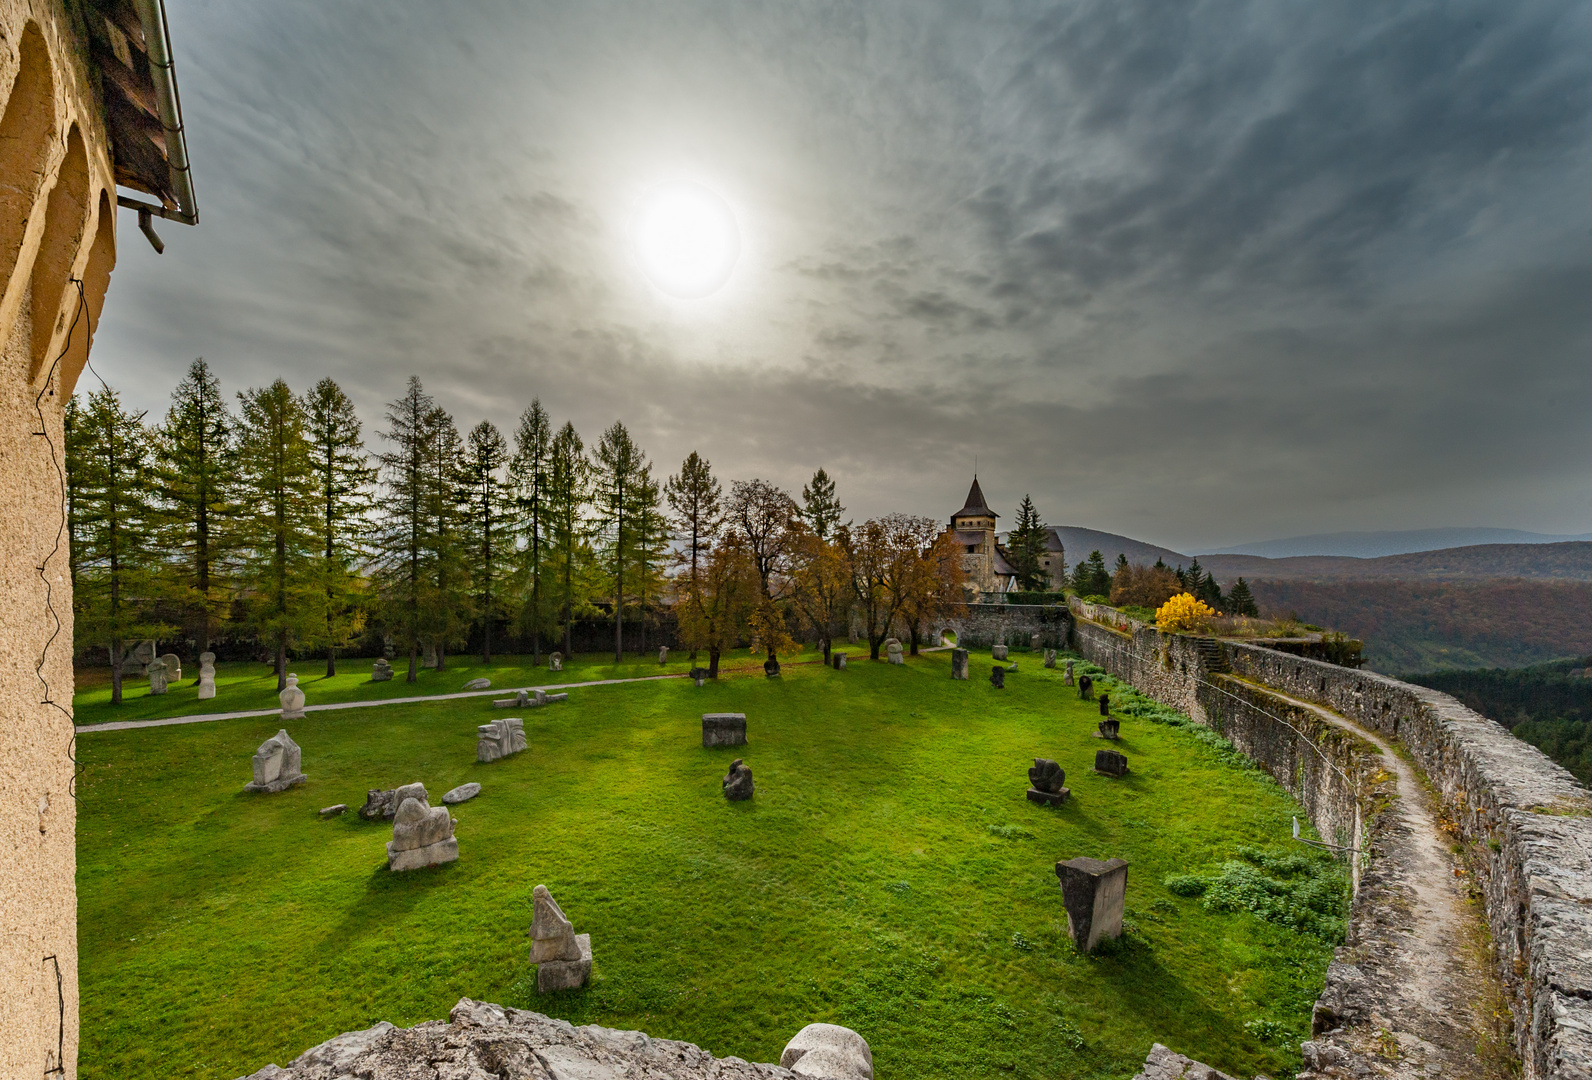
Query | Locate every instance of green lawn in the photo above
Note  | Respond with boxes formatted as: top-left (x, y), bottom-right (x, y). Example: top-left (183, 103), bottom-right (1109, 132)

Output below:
top-left (72, 647), bottom-right (834, 727)
top-left (76, 649), bottom-right (1339, 1079)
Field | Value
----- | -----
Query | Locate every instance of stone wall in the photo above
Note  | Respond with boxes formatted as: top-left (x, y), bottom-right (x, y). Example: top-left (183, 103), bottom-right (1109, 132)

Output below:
top-left (1068, 598), bottom-right (1592, 1080)
top-left (928, 602), bottom-right (1071, 650)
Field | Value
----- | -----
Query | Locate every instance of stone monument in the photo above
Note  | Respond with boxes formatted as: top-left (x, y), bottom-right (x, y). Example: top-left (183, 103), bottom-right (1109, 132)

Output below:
top-left (1095, 749), bottom-right (1129, 777)
top-left (1099, 693), bottom-right (1111, 716)
top-left (1078, 674), bottom-right (1093, 700)
top-left (658, 645), bottom-right (669, 664)
top-left (1030, 633), bottom-right (1041, 651)
top-left (371, 658), bottom-right (393, 682)
top-left (477, 718), bottom-right (527, 763)
top-left (990, 665), bottom-right (1005, 689)
top-left (530, 885), bottom-right (592, 992)
top-left (886, 639), bottom-right (903, 665)
top-left (1044, 649), bottom-right (1056, 669)
top-left (463, 677), bottom-right (491, 691)
top-left (443, 782), bottom-right (481, 805)
top-left (951, 648), bottom-right (969, 680)
top-left (1064, 659), bottom-right (1075, 685)
top-left (197, 651), bottom-right (216, 700)
top-left (690, 667), bottom-right (709, 687)
top-left (387, 785), bottom-right (458, 871)
top-left (832, 653), bottom-right (847, 670)
top-left (121, 638), bottom-right (156, 676)
top-left (280, 674), bottom-right (307, 719)
top-left (780, 1023), bottom-right (874, 1080)
top-left (244, 729), bottom-right (307, 793)
top-left (723, 758), bottom-right (753, 800)
top-left (764, 656), bottom-right (780, 677)
top-left (1026, 758), bottom-right (1069, 805)
top-left (1055, 856), bottom-right (1128, 952)
top-left (1097, 718), bottom-right (1121, 740)
top-left (361, 781), bottom-right (427, 820)
top-left (549, 652), bottom-right (562, 672)
top-left (159, 652), bottom-right (182, 681)
top-left (992, 644), bottom-right (1008, 661)
top-left (702, 713), bottom-right (747, 747)
top-left (147, 658), bottom-right (168, 695)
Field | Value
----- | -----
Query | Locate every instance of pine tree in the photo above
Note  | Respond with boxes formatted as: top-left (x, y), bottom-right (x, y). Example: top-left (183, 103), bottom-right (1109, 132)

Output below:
top-left (374, 377), bottom-right (435, 683)
top-left (419, 404), bottom-right (469, 669)
top-left (1114, 553), bottom-right (1130, 576)
top-left (1006, 495), bottom-right (1049, 590)
top-left (153, 358), bottom-right (234, 668)
top-left (592, 420), bottom-right (650, 662)
top-left (665, 451), bottom-right (722, 659)
top-left (1228, 577), bottom-right (1259, 617)
top-left (508, 400), bottom-right (552, 662)
top-left (629, 474), bottom-right (669, 654)
top-left (801, 467), bottom-right (844, 540)
top-left (303, 378), bottom-right (374, 676)
top-left (544, 421), bottom-right (589, 657)
top-left (462, 420), bottom-right (510, 662)
top-left (234, 379), bottom-right (320, 691)
top-left (69, 386), bottom-right (171, 704)
top-left (1072, 550), bottom-right (1111, 599)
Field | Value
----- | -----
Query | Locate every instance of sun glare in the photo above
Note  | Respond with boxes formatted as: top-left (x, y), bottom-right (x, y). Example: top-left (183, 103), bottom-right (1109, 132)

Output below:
top-left (631, 181), bottom-right (740, 299)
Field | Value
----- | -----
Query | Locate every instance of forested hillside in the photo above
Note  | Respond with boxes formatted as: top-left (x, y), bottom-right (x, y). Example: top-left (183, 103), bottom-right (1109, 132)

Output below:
top-left (1412, 659), bottom-right (1592, 784)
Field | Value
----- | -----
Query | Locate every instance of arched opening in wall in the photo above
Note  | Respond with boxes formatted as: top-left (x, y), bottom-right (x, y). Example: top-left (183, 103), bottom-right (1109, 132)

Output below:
top-left (0, 23), bottom-right (57, 306)
top-left (940, 629), bottom-right (957, 647)
top-left (56, 189), bottom-right (113, 395)
top-left (28, 124), bottom-right (88, 381)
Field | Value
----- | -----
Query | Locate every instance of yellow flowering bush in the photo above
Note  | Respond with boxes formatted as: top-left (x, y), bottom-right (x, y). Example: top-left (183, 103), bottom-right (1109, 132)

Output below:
top-left (1156, 592), bottom-right (1218, 631)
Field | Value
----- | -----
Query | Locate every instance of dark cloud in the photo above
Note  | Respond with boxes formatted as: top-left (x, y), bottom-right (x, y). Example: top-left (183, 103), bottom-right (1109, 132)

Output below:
top-left (87, 0), bottom-right (1592, 551)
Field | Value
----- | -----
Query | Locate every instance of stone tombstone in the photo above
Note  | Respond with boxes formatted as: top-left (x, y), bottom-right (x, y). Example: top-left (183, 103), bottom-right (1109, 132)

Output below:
top-left (658, 645), bottom-right (669, 665)
top-left (951, 648), bottom-right (969, 680)
top-left (443, 782), bottom-right (481, 805)
top-left (1055, 856), bottom-right (1128, 953)
top-left (990, 665), bottom-right (1006, 689)
top-left (702, 713), bottom-right (747, 748)
top-left (1064, 659), bottom-right (1075, 686)
top-left (1030, 633), bottom-right (1042, 651)
top-left (764, 656), bottom-right (781, 677)
top-left (549, 652), bottom-right (563, 672)
top-left (197, 651), bottom-right (217, 700)
top-left (132, 638), bottom-right (156, 667)
top-left (530, 884), bottom-right (592, 992)
top-left (495, 689), bottom-right (530, 708)
top-left (780, 1023), bottom-right (874, 1080)
top-left (245, 729), bottom-right (307, 793)
top-left (690, 667), bottom-right (709, 688)
top-left (723, 758), bottom-right (753, 801)
top-left (371, 658), bottom-right (393, 682)
top-left (1026, 758), bottom-right (1069, 806)
top-left (1097, 718), bottom-right (1121, 740)
top-left (834, 653), bottom-right (847, 670)
top-left (1099, 693), bottom-right (1111, 717)
top-left (992, 644), bottom-right (1009, 661)
top-left (387, 785), bottom-right (458, 872)
top-left (146, 658), bottom-right (169, 695)
top-left (1078, 674), bottom-right (1094, 701)
top-left (1095, 749), bottom-right (1128, 777)
top-left (886, 639), bottom-right (904, 665)
top-left (159, 652), bottom-right (182, 681)
top-left (848, 626), bottom-right (859, 644)
top-left (477, 718), bottom-right (527, 763)
top-left (319, 804), bottom-right (346, 818)
top-left (1044, 649), bottom-right (1057, 669)
top-left (462, 677), bottom-right (491, 691)
top-left (280, 674), bottom-right (307, 720)
top-left (422, 642), bottom-right (439, 668)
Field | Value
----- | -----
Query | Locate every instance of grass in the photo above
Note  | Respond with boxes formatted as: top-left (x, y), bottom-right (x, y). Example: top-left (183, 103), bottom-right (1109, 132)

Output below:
top-left (75, 648), bottom-right (1342, 1079)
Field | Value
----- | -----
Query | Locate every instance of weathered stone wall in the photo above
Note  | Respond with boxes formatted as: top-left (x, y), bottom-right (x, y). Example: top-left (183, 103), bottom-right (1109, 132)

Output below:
top-left (0, 4), bottom-right (121, 1078)
top-left (1069, 598), bottom-right (1592, 1080)
top-left (928, 602), bottom-right (1071, 650)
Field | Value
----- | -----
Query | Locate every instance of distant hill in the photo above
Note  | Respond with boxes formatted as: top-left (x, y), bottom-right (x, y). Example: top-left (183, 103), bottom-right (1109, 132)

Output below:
top-left (1201, 542), bottom-right (1592, 583)
top-left (1196, 527), bottom-right (1592, 559)
top-left (1041, 526), bottom-right (1189, 569)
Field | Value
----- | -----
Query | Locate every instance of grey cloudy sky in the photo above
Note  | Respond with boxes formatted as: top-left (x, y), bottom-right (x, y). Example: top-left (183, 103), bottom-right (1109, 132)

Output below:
top-left (91, 0), bottom-right (1592, 552)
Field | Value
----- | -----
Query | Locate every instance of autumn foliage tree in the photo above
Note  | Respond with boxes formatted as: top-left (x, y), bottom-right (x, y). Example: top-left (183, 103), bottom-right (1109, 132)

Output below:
top-left (1110, 562), bottom-right (1182, 609)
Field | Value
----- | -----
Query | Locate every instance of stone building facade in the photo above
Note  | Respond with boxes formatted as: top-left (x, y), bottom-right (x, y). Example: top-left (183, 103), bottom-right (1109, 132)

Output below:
top-left (0, 1), bottom-right (194, 1076)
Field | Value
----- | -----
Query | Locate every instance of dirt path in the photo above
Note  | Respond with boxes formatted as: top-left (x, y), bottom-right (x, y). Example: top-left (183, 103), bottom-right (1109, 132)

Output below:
top-left (1263, 687), bottom-right (1513, 1079)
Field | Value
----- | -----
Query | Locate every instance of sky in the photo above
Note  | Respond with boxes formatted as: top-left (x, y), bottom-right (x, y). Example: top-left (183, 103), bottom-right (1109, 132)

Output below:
top-left (91, 0), bottom-right (1592, 553)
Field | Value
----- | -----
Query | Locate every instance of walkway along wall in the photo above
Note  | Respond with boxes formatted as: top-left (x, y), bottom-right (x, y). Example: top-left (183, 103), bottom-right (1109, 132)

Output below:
top-left (1069, 598), bottom-right (1592, 1080)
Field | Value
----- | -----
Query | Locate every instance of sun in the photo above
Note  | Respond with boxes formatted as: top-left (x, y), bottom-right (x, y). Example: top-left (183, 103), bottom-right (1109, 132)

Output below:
top-left (630, 181), bottom-right (740, 299)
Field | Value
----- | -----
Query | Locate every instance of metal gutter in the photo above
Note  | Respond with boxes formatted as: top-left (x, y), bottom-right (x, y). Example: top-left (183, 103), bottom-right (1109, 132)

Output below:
top-left (117, 0), bottom-right (196, 231)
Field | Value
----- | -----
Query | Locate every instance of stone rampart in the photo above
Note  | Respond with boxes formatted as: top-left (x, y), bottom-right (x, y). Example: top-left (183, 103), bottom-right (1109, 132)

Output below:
top-left (1069, 598), bottom-right (1592, 1080)
top-left (929, 602), bottom-right (1070, 650)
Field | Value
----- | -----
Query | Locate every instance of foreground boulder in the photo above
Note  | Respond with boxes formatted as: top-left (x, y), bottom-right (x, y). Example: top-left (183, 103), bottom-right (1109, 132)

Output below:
top-left (530, 885), bottom-right (591, 992)
top-left (780, 1023), bottom-right (873, 1079)
top-left (1131, 1043), bottom-right (1235, 1080)
top-left (236, 998), bottom-right (829, 1079)
top-left (386, 785), bottom-right (457, 871)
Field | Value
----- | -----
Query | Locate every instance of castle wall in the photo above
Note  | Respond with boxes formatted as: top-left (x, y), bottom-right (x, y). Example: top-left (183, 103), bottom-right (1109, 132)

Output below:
top-left (928, 602), bottom-right (1070, 650)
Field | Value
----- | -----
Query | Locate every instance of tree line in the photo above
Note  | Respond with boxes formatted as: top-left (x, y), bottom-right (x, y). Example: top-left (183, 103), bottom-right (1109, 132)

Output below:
top-left (68, 360), bottom-right (966, 703)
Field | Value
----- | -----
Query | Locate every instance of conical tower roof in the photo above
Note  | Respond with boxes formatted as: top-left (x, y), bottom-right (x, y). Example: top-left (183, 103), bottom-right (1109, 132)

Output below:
top-left (953, 476), bottom-right (998, 519)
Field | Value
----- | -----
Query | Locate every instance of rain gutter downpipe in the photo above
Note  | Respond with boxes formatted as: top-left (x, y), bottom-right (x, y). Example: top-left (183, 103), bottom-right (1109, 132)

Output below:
top-left (118, 0), bottom-right (197, 251)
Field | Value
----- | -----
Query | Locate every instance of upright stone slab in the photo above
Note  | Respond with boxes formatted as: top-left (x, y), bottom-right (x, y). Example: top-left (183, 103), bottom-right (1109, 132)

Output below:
top-left (780, 1023), bottom-right (874, 1080)
top-left (147, 658), bottom-right (169, 695)
top-left (1026, 758), bottom-right (1069, 805)
top-left (690, 667), bottom-right (709, 687)
top-left (886, 640), bottom-right (904, 665)
top-left (280, 674), bottom-right (307, 719)
top-left (1099, 693), bottom-right (1111, 716)
top-left (422, 642), bottom-right (439, 668)
top-left (1030, 634), bottom-right (1041, 651)
top-left (992, 644), bottom-right (1009, 661)
top-left (1078, 674), bottom-right (1093, 701)
top-left (763, 656), bottom-right (781, 677)
top-left (951, 648), bottom-right (969, 680)
top-left (159, 652), bottom-right (182, 681)
top-left (387, 786), bottom-right (458, 871)
top-left (990, 665), bottom-right (1005, 689)
top-left (1064, 659), bottom-right (1075, 685)
top-left (1044, 649), bottom-right (1056, 669)
top-left (1055, 856), bottom-right (1128, 952)
top-left (477, 718), bottom-right (526, 762)
top-left (245, 729), bottom-right (307, 793)
top-left (658, 645), bottom-right (669, 665)
top-left (371, 658), bottom-right (393, 682)
top-left (702, 713), bottom-right (747, 747)
top-left (1097, 718), bottom-right (1120, 740)
top-left (834, 653), bottom-right (847, 670)
top-left (722, 758), bottom-right (753, 801)
top-left (197, 651), bottom-right (217, 700)
top-left (549, 652), bottom-right (562, 672)
top-left (530, 885), bottom-right (592, 992)
top-left (1095, 749), bottom-right (1128, 777)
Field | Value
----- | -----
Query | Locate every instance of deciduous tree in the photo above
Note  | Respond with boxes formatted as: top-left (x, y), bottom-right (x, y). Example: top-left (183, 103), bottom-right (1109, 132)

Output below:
top-left (727, 478), bottom-right (801, 669)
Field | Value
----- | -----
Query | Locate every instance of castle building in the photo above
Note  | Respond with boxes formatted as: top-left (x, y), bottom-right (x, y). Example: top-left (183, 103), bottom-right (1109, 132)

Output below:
top-left (944, 476), bottom-right (1066, 597)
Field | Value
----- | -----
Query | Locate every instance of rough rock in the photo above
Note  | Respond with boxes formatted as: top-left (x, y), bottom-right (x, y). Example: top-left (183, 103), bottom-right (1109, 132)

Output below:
top-left (232, 998), bottom-right (805, 1080)
top-left (442, 782), bottom-right (481, 805)
top-left (780, 1023), bottom-right (873, 1079)
top-left (318, 804), bottom-right (346, 818)
top-left (462, 677), bottom-right (491, 691)
top-left (1131, 1043), bottom-right (1235, 1080)
top-left (723, 758), bottom-right (754, 801)
top-left (245, 729), bottom-right (306, 793)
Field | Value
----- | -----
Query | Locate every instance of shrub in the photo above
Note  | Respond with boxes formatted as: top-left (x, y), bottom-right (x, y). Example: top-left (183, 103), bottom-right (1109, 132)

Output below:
top-left (1164, 874), bottom-right (1208, 896)
top-left (1156, 592), bottom-right (1219, 631)
top-left (1165, 848), bottom-right (1347, 942)
top-left (1111, 563), bottom-right (1183, 609)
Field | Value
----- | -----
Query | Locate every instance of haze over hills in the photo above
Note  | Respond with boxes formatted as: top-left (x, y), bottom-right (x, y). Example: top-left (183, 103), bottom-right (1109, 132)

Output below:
top-left (1045, 526), bottom-right (1189, 570)
top-left (1195, 528), bottom-right (1592, 559)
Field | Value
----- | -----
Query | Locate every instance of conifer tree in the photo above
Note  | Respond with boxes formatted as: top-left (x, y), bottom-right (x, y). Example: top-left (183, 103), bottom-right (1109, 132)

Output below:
top-left (234, 379), bottom-right (319, 690)
top-left (374, 377), bottom-right (436, 682)
top-left (419, 404), bottom-right (469, 669)
top-left (69, 386), bottom-right (170, 704)
top-left (801, 467), bottom-right (844, 540)
top-left (508, 400), bottom-right (552, 662)
top-left (544, 421), bottom-right (589, 657)
top-left (153, 358), bottom-right (234, 667)
top-left (665, 451), bottom-right (722, 659)
top-left (629, 474), bottom-right (669, 654)
top-left (462, 419), bottom-right (510, 662)
top-left (592, 420), bottom-right (650, 661)
top-left (1007, 495), bottom-right (1049, 590)
top-left (1072, 550), bottom-right (1111, 599)
top-left (303, 378), bottom-right (374, 676)
top-left (1228, 577), bottom-right (1259, 617)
